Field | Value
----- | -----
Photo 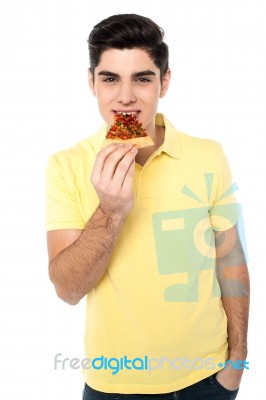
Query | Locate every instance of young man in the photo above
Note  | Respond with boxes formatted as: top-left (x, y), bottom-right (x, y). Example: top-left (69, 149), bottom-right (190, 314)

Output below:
top-left (46, 14), bottom-right (250, 399)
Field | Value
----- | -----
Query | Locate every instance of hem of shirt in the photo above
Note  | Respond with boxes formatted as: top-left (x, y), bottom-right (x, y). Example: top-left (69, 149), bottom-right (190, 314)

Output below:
top-left (84, 356), bottom-right (227, 394)
top-left (46, 222), bottom-right (85, 231)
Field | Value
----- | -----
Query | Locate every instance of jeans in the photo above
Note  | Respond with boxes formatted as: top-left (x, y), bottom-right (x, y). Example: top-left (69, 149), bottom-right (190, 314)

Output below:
top-left (82, 373), bottom-right (239, 400)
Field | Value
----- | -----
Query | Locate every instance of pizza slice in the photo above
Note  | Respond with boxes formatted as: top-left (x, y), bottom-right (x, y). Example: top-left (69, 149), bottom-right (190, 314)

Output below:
top-left (102, 112), bottom-right (154, 149)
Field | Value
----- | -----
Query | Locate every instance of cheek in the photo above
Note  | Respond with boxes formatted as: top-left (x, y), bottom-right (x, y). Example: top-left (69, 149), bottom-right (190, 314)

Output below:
top-left (143, 88), bottom-right (160, 108)
top-left (97, 88), bottom-right (116, 105)
top-left (136, 87), bottom-right (158, 103)
top-left (147, 84), bottom-right (161, 101)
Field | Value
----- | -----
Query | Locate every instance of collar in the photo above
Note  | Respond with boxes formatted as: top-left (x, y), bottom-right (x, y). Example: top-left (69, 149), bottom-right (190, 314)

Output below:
top-left (98, 113), bottom-right (181, 160)
top-left (155, 113), bottom-right (181, 160)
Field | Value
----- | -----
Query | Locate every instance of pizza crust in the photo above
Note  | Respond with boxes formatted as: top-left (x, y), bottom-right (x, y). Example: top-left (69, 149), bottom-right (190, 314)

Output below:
top-left (102, 136), bottom-right (155, 149)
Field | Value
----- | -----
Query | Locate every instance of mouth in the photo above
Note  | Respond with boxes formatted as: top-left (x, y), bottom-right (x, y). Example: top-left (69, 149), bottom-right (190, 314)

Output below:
top-left (112, 110), bottom-right (140, 117)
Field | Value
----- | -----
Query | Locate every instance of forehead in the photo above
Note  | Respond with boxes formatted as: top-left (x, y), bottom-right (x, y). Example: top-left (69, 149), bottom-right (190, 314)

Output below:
top-left (96, 48), bottom-right (160, 75)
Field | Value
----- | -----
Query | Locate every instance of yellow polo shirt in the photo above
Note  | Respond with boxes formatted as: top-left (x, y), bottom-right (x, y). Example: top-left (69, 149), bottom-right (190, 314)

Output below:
top-left (46, 114), bottom-right (240, 394)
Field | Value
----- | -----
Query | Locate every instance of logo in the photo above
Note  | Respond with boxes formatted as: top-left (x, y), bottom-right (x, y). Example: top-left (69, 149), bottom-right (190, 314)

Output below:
top-left (54, 354), bottom-right (250, 375)
top-left (152, 173), bottom-right (248, 302)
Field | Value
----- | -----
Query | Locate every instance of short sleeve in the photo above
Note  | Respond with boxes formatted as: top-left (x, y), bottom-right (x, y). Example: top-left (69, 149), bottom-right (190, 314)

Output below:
top-left (45, 154), bottom-right (85, 231)
top-left (209, 145), bottom-right (240, 231)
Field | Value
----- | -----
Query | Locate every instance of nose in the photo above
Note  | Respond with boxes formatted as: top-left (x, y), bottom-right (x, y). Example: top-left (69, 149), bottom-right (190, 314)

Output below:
top-left (117, 82), bottom-right (137, 105)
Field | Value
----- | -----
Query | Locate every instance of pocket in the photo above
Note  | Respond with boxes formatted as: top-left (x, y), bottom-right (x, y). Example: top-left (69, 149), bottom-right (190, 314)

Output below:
top-left (214, 374), bottom-right (239, 395)
top-left (84, 383), bottom-right (122, 400)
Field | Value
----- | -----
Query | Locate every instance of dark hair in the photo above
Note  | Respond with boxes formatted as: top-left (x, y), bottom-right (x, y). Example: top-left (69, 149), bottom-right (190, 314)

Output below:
top-left (87, 14), bottom-right (169, 81)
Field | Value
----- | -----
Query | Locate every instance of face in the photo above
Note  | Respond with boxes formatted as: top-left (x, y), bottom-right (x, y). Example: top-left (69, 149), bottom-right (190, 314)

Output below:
top-left (88, 48), bottom-right (171, 137)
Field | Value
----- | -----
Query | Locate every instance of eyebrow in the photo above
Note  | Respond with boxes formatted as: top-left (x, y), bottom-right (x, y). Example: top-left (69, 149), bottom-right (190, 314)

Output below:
top-left (97, 70), bottom-right (156, 78)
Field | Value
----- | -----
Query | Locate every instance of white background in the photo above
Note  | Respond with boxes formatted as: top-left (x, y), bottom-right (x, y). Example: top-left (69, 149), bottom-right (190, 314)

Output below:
top-left (0, 0), bottom-right (265, 398)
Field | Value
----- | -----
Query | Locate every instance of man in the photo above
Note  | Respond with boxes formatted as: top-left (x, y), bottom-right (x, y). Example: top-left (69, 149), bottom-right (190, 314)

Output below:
top-left (46, 14), bottom-right (250, 399)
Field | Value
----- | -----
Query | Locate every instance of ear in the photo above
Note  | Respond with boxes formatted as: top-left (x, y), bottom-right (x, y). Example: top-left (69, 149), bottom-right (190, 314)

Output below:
top-left (159, 69), bottom-right (171, 98)
top-left (88, 68), bottom-right (96, 96)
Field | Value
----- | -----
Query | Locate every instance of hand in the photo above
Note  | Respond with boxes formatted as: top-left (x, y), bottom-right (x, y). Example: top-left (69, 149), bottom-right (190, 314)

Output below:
top-left (91, 143), bottom-right (138, 217)
top-left (215, 367), bottom-right (243, 391)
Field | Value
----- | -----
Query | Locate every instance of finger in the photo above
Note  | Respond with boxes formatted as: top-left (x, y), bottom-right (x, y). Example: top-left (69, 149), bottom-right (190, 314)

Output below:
top-left (120, 159), bottom-right (135, 196)
top-left (100, 144), bottom-right (134, 184)
top-left (111, 146), bottom-right (137, 188)
top-left (119, 150), bottom-right (137, 193)
top-left (91, 144), bottom-right (130, 186)
top-left (92, 143), bottom-right (124, 180)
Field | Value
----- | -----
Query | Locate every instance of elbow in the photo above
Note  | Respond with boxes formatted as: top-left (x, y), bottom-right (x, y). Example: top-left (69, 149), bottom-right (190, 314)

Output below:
top-left (55, 286), bottom-right (81, 306)
top-left (48, 266), bottom-right (82, 306)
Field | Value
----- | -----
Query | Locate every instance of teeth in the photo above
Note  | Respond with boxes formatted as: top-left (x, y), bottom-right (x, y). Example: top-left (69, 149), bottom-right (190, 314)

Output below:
top-left (116, 111), bottom-right (138, 116)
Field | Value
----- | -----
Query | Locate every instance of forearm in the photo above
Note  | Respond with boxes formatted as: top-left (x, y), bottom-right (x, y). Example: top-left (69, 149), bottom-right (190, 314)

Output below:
top-left (220, 264), bottom-right (250, 359)
top-left (214, 226), bottom-right (250, 359)
top-left (216, 268), bottom-right (250, 390)
top-left (49, 206), bottom-right (126, 305)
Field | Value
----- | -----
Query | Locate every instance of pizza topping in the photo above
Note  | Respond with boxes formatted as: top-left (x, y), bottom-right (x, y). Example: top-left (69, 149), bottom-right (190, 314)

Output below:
top-left (106, 113), bottom-right (148, 140)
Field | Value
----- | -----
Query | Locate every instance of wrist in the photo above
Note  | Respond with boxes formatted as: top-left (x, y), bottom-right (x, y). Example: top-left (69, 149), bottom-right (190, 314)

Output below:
top-left (228, 348), bottom-right (248, 361)
top-left (98, 204), bottom-right (127, 224)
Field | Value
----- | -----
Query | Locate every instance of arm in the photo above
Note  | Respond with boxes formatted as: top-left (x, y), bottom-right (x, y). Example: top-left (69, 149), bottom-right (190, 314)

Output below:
top-left (48, 143), bottom-right (138, 305)
top-left (214, 226), bottom-right (250, 390)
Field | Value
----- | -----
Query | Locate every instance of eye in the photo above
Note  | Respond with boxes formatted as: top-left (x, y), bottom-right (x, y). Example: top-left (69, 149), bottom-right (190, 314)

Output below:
top-left (134, 77), bottom-right (151, 84)
top-left (102, 77), bottom-right (118, 83)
